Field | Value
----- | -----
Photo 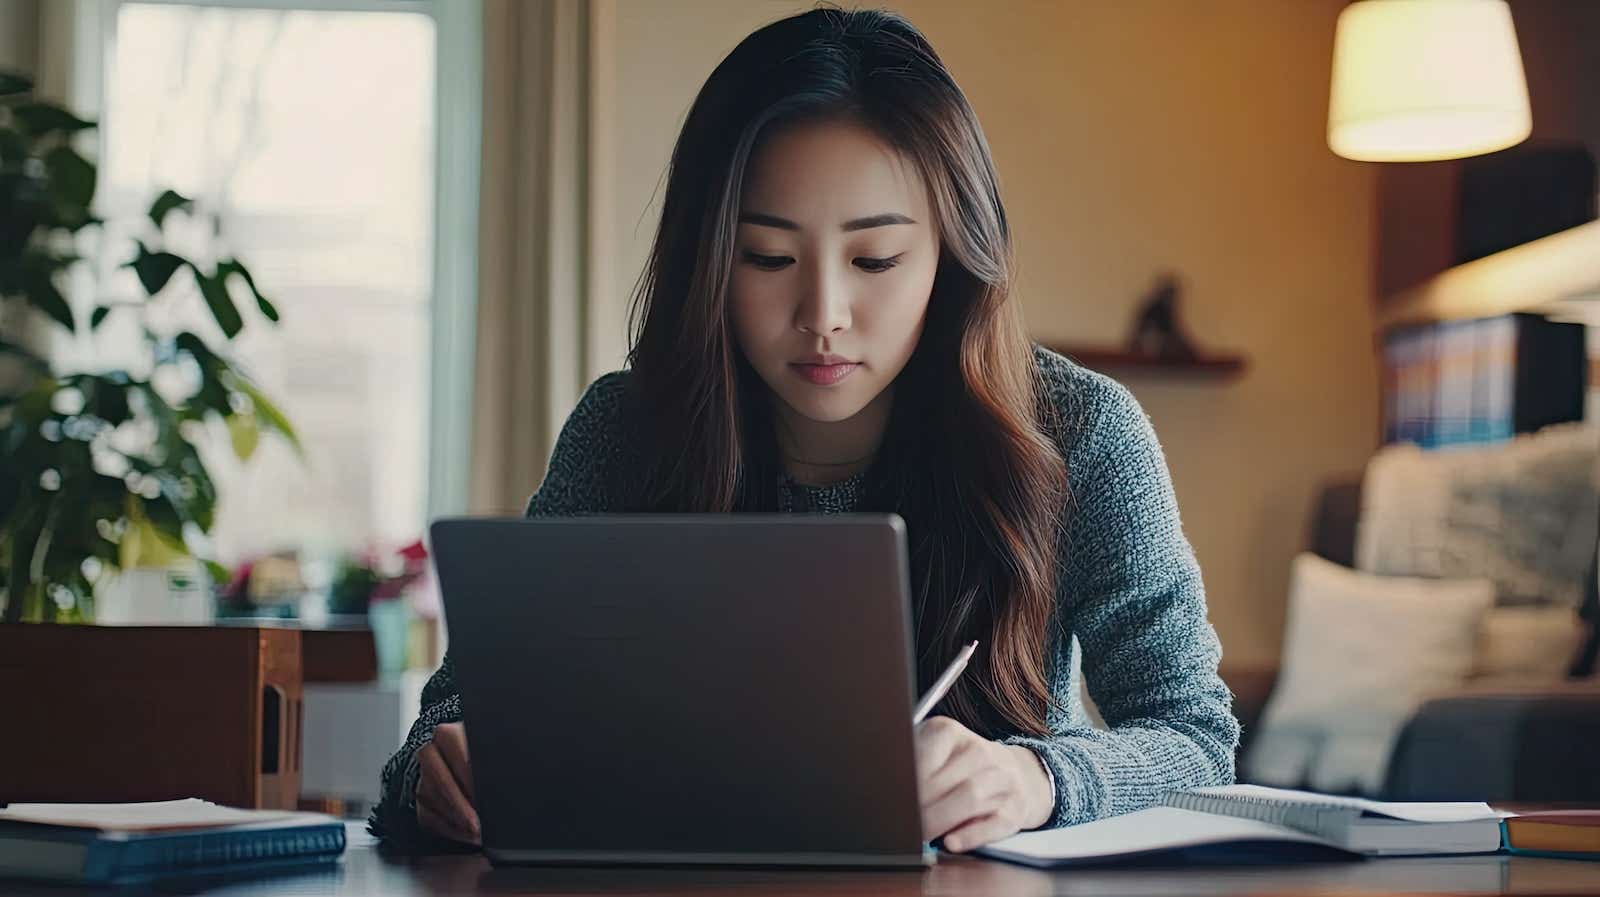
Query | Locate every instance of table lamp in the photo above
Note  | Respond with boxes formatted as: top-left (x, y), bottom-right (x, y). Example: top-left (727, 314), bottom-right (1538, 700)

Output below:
top-left (1329, 0), bottom-right (1531, 162)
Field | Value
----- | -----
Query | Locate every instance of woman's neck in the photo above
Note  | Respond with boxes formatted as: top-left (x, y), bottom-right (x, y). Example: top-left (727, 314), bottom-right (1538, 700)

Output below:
top-left (774, 385), bottom-right (894, 487)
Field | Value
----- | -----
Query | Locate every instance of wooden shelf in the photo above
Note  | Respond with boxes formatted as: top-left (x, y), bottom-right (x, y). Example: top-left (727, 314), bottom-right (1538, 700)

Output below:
top-left (1045, 344), bottom-right (1249, 379)
top-left (1378, 220), bottom-right (1600, 330)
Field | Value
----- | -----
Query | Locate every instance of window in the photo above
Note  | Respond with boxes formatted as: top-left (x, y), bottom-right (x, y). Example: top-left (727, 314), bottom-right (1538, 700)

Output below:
top-left (86, 0), bottom-right (479, 564)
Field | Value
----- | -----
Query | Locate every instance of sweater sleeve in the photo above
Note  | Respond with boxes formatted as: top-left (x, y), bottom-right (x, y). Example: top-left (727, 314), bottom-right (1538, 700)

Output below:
top-left (1000, 372), bottom-right (1240, 830)
top-left (367, 372), bottom-right (632, 851)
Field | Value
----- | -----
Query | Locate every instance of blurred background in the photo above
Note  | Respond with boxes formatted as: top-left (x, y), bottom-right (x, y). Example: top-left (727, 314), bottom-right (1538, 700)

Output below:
top-left (1, 0), bottom-right (1597, 817)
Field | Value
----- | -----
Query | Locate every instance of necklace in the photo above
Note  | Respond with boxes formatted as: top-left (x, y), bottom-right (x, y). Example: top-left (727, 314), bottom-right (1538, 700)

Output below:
top-left (780, 449), bottom-right (876, 468)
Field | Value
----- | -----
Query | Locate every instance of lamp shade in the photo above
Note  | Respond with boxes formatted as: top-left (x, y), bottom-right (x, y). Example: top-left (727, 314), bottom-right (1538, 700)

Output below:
top-left (1329, 0), bottom-right (1531, 162)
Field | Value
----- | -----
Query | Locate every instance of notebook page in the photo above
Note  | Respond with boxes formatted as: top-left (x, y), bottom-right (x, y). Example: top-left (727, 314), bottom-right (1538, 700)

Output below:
top-left (0, 799), bottom-right (295, 832)
top-left (1177, 784), bottom-right (1499, 823)
top-left (977, 806), bottom-right (1336, 862)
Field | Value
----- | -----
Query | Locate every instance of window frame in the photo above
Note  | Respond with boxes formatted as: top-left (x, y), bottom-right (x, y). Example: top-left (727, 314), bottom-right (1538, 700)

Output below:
top-left (88, 0), bottom-right (482, 522)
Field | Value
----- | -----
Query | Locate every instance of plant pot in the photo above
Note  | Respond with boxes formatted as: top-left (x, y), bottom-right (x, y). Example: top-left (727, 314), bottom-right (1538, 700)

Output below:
top-left (367, 598), bottom-right (411, 675)
top-left (94, 562), bottom-right (215, 625)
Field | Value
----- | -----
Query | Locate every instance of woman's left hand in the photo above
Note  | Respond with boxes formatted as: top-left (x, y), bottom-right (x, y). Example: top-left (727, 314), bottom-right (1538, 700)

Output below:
top-left (914, 715), bottom-right (1054, 853)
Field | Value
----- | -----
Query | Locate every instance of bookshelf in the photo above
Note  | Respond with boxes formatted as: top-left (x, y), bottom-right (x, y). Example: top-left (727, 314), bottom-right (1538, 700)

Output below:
top-left (1381, 314), bottom-right (1586, 447)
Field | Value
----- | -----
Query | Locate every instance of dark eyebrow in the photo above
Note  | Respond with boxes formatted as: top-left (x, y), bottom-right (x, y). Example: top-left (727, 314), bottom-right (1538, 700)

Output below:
top-left (737, 211), bottom-right (917, 232)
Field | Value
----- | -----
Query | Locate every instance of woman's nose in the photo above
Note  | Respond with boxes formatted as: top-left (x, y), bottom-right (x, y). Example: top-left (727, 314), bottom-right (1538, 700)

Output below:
top-left (794, 268), bottom-right (851, 335)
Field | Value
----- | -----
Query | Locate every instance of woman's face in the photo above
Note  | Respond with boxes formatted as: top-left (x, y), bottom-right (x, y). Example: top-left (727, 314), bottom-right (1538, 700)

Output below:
top-left (729, 119), bottom-right (940, 425)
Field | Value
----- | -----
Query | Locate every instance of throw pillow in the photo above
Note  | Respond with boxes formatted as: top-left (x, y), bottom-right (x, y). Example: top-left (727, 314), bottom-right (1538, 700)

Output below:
top-left (1354, 422), bottom-right (1599, 609)
top-left (1243, 553), bottom-right (1494, 795)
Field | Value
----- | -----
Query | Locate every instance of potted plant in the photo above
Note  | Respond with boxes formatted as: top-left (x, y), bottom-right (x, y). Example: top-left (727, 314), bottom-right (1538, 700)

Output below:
top-left (328, 539), bottom-right (430, 673)
top-left (0, 70), bottom-right (298, 623)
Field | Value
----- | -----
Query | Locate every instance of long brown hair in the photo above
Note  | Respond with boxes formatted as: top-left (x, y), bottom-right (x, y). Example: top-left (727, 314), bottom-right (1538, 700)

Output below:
top-left (623, 5), bottom-right (1069, 738)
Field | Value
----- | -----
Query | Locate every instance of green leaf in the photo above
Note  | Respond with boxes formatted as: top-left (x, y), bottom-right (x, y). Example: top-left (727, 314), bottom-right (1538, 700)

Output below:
top-left (169, 332), bottom-right (232, 419)
top-left (232, 375), bottom-right (301, 455)
top-left (194, 267), bottom-right (243, 339)
top-left (0, 470), bottom-right (19, 531)
top-left (0, 338), bottom-right (48, 373)
top-left (148, 189), bottom-right (194, 229)
top-left (226, 411), bottom-right (259, 461)
top-left (0, 128), bottom-right (26, 166)
top-left (18, 256), bottom-right (74, 331)
top-left (11, 103), bottom-right (95, 138)
top-left (217, 260), bottom-right (278, 323)
top-left (43, 145), bottom-right (95, 212)
top-left (10, 377), bottom-right (58, 431)
top-left (125, 243), bottom-right (186, 295)
top-left (75, 374), bottom-right (132, 426)
top-left (202, 559), bottom-right (230, 587)
top-left (2, 498), bottom-right (47, 623)
top-left (126, 381), bottom-right (188, 463)
top-left (124, 429), bottom-right (219, 534)
top-left (90, 306), bottom-right (110, 330)
top-left (0, 70), bottom-right (33, 97)
top-left (173, 331), bottom-right (217, 369)
top-left (119, 511), bottom-right (190, 569)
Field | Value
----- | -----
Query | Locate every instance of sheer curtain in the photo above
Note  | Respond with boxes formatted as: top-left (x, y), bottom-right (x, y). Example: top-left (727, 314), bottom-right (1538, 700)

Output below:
top-left (469, 0), bottom-right (607, 514)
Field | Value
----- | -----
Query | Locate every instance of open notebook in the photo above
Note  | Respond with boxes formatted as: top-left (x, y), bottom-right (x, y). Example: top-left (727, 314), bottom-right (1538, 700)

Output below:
top-left (975, 784), bottom-right (1514, 868)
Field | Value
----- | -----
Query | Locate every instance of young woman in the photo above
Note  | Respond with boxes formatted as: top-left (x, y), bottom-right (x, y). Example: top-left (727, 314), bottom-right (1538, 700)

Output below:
top-left (372, 5), bottom-right (1238, 855)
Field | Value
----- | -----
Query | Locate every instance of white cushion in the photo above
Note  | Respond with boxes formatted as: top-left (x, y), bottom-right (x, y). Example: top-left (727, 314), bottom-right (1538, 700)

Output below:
top-left (1244, 553), bottom-right (1493, 795)
top-left (1355, 423), bottom-right (1599, 610)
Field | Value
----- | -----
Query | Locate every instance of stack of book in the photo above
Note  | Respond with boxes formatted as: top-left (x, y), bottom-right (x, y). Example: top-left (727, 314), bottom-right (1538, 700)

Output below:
top-left (0, 799), bottom-right (346, 886)
top-left (1380, 313), bottom-right (1586, 449)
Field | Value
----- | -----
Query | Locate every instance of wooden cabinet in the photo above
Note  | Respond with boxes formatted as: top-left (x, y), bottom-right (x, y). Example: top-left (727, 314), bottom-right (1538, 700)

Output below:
top-left (0, 625), bottom-right (303, 810)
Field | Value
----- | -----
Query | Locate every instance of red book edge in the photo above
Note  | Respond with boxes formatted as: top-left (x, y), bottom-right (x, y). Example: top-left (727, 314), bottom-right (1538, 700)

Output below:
top-left (1506, 811), bottom-right (1600, 827)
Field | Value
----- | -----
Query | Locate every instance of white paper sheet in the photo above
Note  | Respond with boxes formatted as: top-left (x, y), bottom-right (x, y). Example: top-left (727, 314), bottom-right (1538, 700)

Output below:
top-left (0, 799), bottom-right (294, 832)
top-left (979, 806), bottom-right (1335, 862)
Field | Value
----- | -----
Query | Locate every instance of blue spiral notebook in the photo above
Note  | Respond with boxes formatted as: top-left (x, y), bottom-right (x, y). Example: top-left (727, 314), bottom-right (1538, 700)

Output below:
top-left (0, 799), bottom-right (346, 885)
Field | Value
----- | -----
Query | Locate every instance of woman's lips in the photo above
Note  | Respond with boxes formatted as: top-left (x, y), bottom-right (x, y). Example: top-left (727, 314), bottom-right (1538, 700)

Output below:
top-left (790, 362), bottom-right (860, 386)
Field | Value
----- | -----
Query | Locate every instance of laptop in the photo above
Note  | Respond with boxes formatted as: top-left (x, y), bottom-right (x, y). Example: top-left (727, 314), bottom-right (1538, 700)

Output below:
top-left (428, 513), bottom-right (932, 867)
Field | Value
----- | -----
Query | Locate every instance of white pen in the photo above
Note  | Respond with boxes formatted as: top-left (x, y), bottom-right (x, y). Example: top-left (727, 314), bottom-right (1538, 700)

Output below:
top-left (911, 640), bottom-right (978, 724)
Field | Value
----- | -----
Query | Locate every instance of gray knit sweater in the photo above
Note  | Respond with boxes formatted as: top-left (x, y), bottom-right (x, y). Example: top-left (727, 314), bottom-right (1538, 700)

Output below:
top-left (369, 345), bottom-right (1240, 851)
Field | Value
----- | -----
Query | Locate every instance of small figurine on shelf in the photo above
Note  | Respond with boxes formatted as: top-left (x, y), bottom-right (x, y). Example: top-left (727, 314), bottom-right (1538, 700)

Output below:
top-left (1127, 272), bottom-right (1199, 362)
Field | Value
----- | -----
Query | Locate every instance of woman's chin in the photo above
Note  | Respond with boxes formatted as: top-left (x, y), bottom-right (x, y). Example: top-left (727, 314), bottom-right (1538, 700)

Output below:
top-left (775, 386), bottom-right (872, 425)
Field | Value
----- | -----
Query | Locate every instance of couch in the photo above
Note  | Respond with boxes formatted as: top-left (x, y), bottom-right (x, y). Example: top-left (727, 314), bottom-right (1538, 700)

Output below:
top-left (1224, 476), bottom-right (1600, 803)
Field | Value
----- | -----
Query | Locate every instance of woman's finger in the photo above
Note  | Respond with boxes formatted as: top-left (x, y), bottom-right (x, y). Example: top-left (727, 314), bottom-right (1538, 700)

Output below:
top-left (417, 792), bottom-right (481, 846)
top-left (940, 811), bottom-right (1017, 854)
top-left (920, 766), bottom-right (1007, 841)
top-left (433, 726), bottom-right (477, 803)
top-left (918, 743), bottom-right (985, 811)
top-left (417, 779), bottom-right (481, 845)
top-left (418, 744), bottom-right (481, 839)
top-left (912, 717), bottom-right (962, 784)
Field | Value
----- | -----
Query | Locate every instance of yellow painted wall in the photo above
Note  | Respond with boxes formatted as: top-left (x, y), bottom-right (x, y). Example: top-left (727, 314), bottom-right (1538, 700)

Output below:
top-left (597, 1), bottom-right (1380, 668)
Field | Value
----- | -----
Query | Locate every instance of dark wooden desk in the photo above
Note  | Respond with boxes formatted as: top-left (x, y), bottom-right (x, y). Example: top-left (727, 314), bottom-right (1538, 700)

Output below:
top-left (12, 825), bottom-right (1600, 896)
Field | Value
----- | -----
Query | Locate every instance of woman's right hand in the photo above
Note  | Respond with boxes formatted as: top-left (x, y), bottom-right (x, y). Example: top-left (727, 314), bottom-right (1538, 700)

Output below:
top-left (415, 722), bottom-right (480, 845)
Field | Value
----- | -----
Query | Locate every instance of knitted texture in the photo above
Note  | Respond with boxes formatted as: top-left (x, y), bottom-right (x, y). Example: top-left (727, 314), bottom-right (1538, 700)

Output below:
top-left (368, 345), bottom-right (1239, 849)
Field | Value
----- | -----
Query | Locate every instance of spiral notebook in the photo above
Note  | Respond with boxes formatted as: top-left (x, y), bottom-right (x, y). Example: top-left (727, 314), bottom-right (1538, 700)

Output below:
top-left (975, 784), bottom-right (1512, 868)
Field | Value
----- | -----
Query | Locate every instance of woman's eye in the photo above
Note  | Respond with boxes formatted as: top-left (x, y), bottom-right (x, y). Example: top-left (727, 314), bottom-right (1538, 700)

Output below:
top-left (855, 255), bottom-right (903, 273)
top-left (739, 252), bottom-right (903, 272)
top-left (743, 252), bottom-right (792, 271)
